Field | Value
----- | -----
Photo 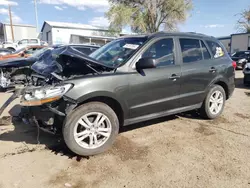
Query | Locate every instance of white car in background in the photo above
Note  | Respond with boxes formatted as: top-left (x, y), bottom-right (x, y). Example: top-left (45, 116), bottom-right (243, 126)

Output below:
top-left (1, 39), bottom-right (44, 51)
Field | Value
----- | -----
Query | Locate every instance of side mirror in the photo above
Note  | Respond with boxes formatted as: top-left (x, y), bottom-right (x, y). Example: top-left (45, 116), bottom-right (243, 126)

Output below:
top-left (136, 57), bottom-right (156, 70)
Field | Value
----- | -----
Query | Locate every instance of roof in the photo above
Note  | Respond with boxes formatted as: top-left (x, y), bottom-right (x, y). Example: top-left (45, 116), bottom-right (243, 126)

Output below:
top-left (217, 36), bottom-right (231, 40)
top-left (41, 21), bottom-right (109, 32)
top-left (70, 34), bottom-right (115, 40)
top-left (231, 32), bottom-right (250, 36)
top-left (120, 31), bottom-right (216, 40)
top-left (2, 23), bottom-right (36, 28)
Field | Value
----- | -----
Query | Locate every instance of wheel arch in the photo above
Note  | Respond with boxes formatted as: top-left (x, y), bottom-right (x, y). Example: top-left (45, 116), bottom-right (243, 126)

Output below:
top-left (74, 92), bottom-right (128, 126)
top-left (208, 77), bottom-right (230, 99)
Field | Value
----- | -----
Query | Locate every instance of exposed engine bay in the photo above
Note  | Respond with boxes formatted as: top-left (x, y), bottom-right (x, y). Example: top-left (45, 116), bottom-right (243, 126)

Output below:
top-left (0, 46), bottom-right (113, 91)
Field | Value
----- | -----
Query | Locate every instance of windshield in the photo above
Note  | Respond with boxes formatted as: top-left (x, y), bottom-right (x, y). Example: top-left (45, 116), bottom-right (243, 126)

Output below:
top-left (31, 47), bottom-right (51, 58)
top-left (89, 37), bottom-right (148, 67)
top-left (14, 47), bottom-right (26, 54)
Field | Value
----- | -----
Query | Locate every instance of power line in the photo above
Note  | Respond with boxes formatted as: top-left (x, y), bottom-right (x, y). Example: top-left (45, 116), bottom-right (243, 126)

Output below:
top-left (34, 0), bottom-right (39, 33)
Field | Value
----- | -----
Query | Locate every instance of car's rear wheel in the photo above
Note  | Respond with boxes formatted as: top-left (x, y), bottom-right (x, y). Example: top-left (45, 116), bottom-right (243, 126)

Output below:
top-left (200, 85), bottom-right (226, 119)
top-left (63, 102), bottom-right (119, 156)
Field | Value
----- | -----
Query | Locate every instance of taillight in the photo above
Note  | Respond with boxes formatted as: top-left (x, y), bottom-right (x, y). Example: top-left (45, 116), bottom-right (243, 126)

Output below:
top-left (232, 61), bottom-right (237, 69)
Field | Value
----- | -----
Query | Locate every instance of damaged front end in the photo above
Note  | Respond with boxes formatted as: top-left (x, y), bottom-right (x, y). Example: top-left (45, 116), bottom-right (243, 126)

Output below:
top-left (8, 45), bottom-right (114, 134)
top-left (20, 87), bottom-right (77, 134)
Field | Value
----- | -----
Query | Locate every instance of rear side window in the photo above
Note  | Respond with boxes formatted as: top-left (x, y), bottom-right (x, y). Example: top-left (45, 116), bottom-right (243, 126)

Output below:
top-left (179, 39), bottom-right (202, 63)
top-left (206, 41), bottom-right (225, 58)
top-left (201, 41), bottom-right (211, 59)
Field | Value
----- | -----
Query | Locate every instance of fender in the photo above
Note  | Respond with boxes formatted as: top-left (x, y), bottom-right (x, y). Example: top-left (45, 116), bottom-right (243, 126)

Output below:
top-left (205, 74), bottom-right (229, 95)
top-left (75, 90), bottom-right (129, 119)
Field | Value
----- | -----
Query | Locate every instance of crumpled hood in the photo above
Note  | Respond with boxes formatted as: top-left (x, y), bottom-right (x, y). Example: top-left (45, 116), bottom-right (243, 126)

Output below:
top-left (31, 46), bottom-right (114, 77)
top-left (0, 57), bottom-right (36, 68)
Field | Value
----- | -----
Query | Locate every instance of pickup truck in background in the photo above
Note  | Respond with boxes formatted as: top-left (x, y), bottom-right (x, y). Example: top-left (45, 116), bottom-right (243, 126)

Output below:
top-left (1, 39), bottom-right (47, 51)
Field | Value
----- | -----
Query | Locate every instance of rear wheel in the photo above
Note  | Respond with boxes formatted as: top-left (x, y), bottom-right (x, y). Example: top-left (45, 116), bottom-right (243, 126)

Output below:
top-left (63, 102), bottom-right (119, 156)
top-left (200, 85), bottom-right (226, 119)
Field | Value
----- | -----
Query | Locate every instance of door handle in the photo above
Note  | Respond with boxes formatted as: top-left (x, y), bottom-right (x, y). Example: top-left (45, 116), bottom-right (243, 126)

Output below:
top-left (169, 74), bottom-right (180, 81)
top-left (209, 67), bottom-right (217, 73)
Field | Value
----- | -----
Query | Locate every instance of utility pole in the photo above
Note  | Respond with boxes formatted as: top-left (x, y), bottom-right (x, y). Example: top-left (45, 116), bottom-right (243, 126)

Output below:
top-left (34, 0), bottom-right (39, 33)
top-left (8, 5), bottom-right (15, 42)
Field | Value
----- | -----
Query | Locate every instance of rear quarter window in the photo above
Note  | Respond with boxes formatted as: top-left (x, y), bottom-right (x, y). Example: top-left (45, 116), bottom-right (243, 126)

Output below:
top-left (206, 41), bottom-right (225, 58)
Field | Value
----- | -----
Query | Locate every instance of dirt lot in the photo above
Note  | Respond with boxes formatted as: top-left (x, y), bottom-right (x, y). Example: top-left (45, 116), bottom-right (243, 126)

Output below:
top-left (0, 71), bottom-right (250, 188)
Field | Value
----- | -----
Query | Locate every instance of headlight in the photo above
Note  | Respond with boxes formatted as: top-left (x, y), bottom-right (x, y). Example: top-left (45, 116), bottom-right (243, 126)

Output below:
top-left (21, 84), bottom-right (73, 106)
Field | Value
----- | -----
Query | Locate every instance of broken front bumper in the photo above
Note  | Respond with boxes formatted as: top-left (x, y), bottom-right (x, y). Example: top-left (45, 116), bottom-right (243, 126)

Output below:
top-left (20, 97), bottom-right (77, 135)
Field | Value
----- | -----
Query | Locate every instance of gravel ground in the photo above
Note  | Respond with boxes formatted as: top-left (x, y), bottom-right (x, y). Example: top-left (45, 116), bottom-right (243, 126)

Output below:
top-left (0, 70), bottom-right (250, 188)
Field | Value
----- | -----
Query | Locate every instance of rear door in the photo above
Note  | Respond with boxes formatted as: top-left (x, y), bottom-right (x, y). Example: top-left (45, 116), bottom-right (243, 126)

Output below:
top-left (128, 37), bottom-right (182, 120)
top-left (177, 38), bottom-right (215, 107)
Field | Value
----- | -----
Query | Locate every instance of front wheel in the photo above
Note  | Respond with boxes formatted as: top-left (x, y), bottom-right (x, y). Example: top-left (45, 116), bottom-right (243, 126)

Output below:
top-left (200, 85), bottom-right (226, 119)
top-left (63, 102), bottom-right (119, 156)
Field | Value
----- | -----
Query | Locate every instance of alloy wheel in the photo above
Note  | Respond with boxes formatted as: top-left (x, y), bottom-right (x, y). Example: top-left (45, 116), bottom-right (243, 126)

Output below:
top-left (73, 112), bottom-right (112, 149)
top-left (209, 90), bottom-right (224, 115)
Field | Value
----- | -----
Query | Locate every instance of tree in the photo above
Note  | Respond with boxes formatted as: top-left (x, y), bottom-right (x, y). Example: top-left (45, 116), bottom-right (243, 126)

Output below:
top-left (106, 0), bottom-right (192, 34)
top-left (237, 7), bottom-right (250, 33)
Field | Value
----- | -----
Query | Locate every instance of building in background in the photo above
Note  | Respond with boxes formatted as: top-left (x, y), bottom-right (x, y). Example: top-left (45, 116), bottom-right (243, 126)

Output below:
top-left (40, 21), bottom-right (116, 46)
top-left (0, 22), bottom-right (37, 43)
top-left (70, 34), bottom-right (115, 46)
top-left (217, 36), bottom-right (231, 52)
top-left (218, 33), bottom-right (250, 54)
top-left (230, 33), bottom-right (250, 54)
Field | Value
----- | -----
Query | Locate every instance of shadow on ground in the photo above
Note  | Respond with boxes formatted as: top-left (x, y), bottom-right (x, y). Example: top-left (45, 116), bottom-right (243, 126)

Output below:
top-left (0, 105), bottom-right (180, 160)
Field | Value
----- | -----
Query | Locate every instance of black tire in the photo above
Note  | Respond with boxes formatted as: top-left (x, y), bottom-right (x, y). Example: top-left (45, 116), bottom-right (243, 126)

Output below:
top-left (200, 85), bottom-right (226, 119)
top-left (243, 77), bottom-right (249, 86)
top-left (63, 102), bottom-right (119, 156)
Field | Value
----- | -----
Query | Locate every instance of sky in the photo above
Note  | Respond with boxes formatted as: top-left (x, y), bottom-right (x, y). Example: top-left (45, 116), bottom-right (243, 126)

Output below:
top-left (0, 0), bottom-right (249, 37)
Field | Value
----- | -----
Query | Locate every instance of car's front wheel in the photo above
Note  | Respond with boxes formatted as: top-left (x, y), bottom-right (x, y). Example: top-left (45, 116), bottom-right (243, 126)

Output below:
top-left (63, 102), bottom-right (119, 156)
top-left (200, 85), bottom-right (226, 119)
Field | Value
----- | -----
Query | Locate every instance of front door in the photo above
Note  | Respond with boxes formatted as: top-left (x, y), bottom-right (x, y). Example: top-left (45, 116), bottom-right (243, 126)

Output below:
top-left (127, 38), bottom-right (181, 120)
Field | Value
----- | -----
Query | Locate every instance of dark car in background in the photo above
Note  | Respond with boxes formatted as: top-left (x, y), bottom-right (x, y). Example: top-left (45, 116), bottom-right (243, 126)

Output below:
top-left (16, 32), bottom-right (235, 156)
top-left (243, 62), bottom-right (250, 86)
top-left (0, 48), bottom-right (13, 56)
top-left (231, 51), bottom-right (250, 69)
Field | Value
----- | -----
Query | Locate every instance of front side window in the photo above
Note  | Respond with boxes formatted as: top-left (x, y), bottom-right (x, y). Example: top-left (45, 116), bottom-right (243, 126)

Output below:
top-left (206, 41), bottom-right (225, 58)
top-left (180, 38), bottom-right (202, 63)
top-left (142, 38), bottom-right (174, 67)
top-left (18, 39), bottom-right (28, 45)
